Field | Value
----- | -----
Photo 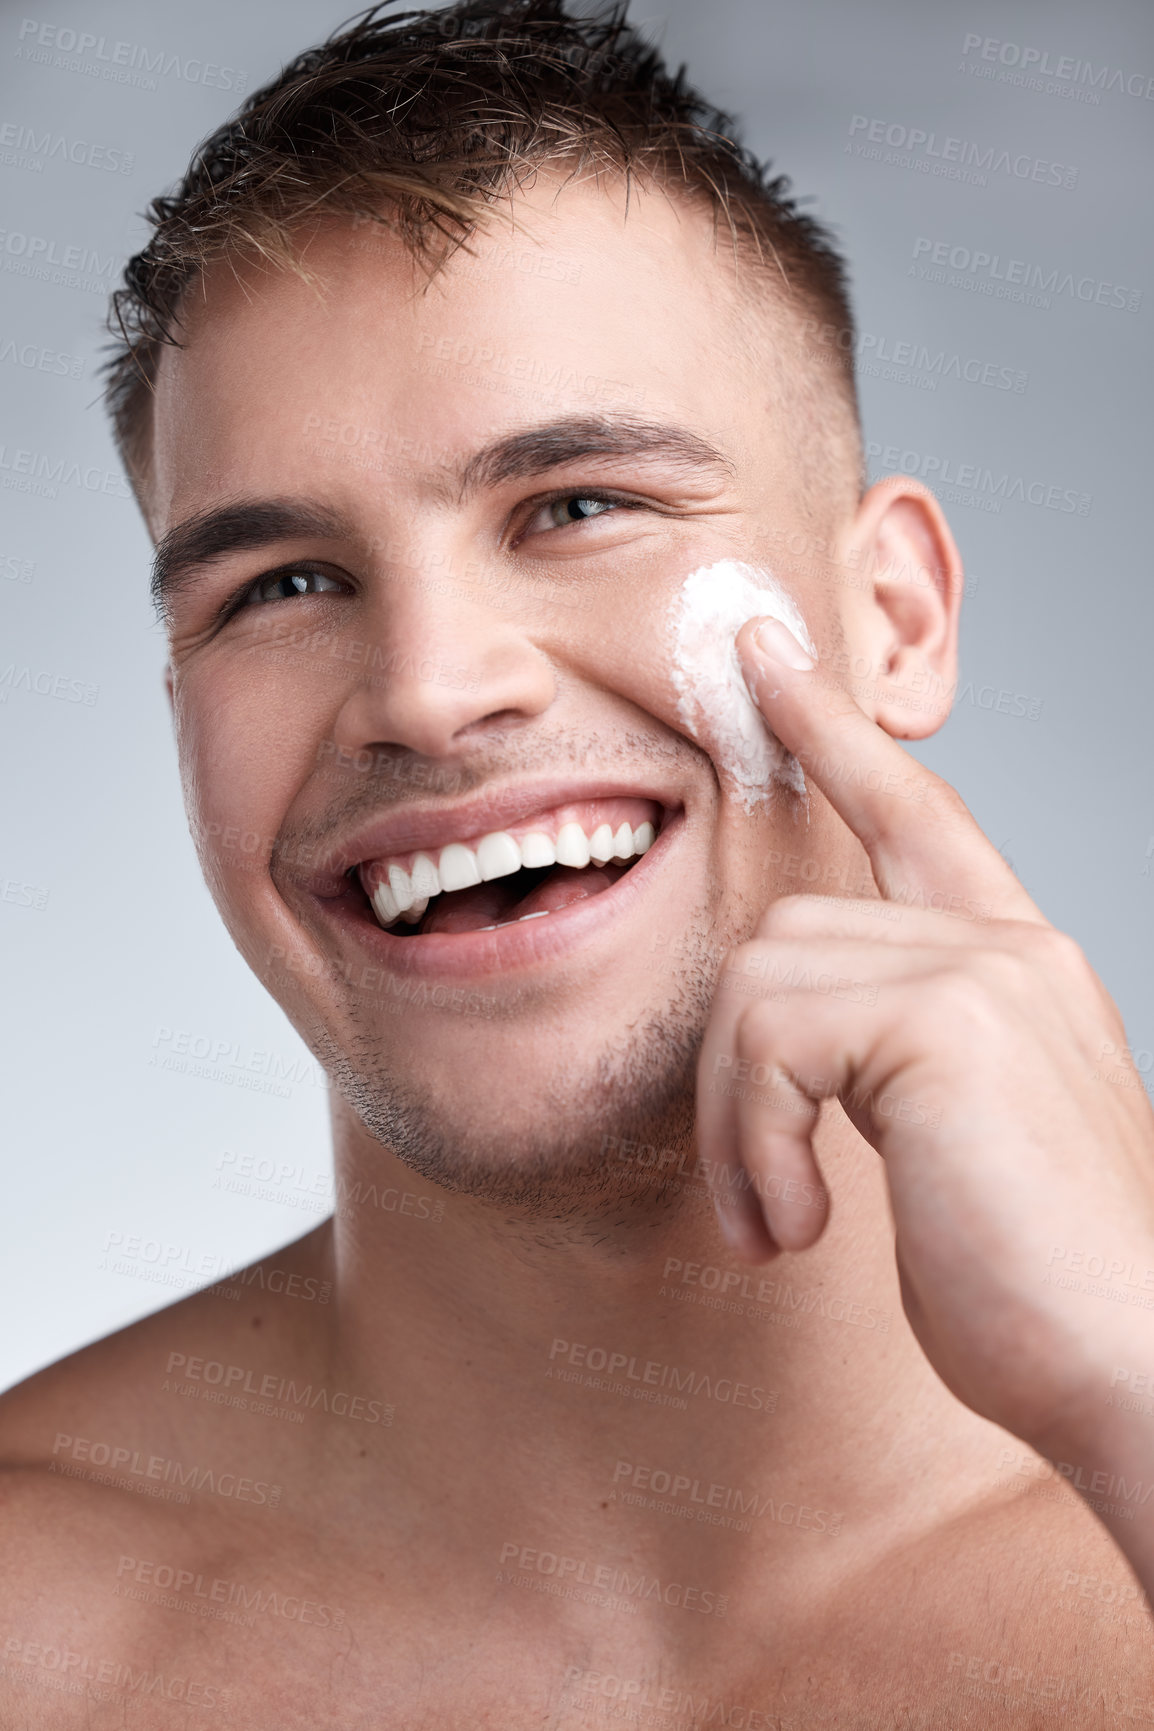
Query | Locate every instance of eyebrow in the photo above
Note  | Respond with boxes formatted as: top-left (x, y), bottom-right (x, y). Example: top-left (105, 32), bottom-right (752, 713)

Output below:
top-left (151, 413), bottom-right (735, 614)
top-left (454, 413), bottom-right (735, 499)
top-left (151, 499), bottom-right (352, 616)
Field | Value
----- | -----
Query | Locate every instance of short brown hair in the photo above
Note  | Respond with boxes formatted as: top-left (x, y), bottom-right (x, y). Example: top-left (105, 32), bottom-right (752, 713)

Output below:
top-left (105, 0), bottom-right (859, 498)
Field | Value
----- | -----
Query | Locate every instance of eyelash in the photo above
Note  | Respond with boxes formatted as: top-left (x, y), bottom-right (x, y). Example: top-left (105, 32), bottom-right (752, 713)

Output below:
top-left (518, 488), bottom-right (639, 541)
top-left (223, 488), bottom-right (644, 620)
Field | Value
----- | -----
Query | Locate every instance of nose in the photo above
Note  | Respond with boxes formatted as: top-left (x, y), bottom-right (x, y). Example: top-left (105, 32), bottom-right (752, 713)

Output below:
top-left (327, 564), bottom-right (556, 760)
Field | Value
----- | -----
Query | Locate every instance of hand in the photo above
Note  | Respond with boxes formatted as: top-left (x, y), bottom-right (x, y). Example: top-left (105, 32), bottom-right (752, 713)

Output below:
top-left (696, 616), bottom-right (1154, 1466)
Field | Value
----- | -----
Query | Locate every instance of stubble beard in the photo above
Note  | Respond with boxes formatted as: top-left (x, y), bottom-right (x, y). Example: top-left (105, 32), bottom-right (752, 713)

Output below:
top-left (321, 927), bottom-right (724, 1234)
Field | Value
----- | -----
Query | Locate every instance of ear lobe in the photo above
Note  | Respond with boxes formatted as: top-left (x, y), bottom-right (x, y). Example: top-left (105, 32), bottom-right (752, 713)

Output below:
top-left (843, 477), bottom-right (964, 742)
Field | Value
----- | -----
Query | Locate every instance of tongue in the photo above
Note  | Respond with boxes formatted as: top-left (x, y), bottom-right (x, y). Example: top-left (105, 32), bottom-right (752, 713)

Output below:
top-left (422, 862), bottom-right (628, 935)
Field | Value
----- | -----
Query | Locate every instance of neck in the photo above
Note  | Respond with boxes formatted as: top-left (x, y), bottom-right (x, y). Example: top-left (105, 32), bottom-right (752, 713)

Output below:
top-left (307, 1100), bottom-right (1005, 1600)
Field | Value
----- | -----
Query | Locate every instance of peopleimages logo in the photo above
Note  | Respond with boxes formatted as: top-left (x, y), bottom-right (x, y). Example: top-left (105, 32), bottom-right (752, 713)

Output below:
top-left (14, 19), bottom-right (246, 93)
top-left (0, 228), bottom-right (119, 297)
top-left (0, 337), bottom-right (84, 379)
top-left (0, 442), bottom-right (129, 500)
top-left (114, 1554), bottom-right (344, 1628)
top-left (960, 33), bottom-right (1154, 103)
top-left (163, 1351), bottom-right (392, 1425)
top-left (0, 120), bottom-right (134, 174)
top-left (864, 439), bottom-right (1091, 517)
top-left (50, 1431), bottom-right (282, 1508)
top-left (561, 1667), bottom-right (791, 1730)
top-left (802, 318), bottom-right (1027, 395)
top-left (498, 1542), bottom-right (728, 1617)
top-left (846, 114), bottom-right (1078, 190)
top-left (909, 236), bottom-right (1141, 313)
top-left (2, 1637), bottom-right (220, 1710)
top-left (610, 1458), bottom-right (845, 1537)
top-left (546, 1337), bottom-right (776, 1413)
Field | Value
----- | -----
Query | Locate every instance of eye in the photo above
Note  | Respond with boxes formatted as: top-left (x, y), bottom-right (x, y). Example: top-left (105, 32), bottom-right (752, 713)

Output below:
top-left (242, 567), bottom-right (348, 607)
top-left (522, 491), bottom-right (637, 537)
top-left (547, 494), bottom-right (618, 527)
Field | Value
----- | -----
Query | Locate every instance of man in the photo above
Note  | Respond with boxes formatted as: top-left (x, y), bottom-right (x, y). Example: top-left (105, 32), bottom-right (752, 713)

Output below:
top-left (3, 0), bottom-right (1154, 1724)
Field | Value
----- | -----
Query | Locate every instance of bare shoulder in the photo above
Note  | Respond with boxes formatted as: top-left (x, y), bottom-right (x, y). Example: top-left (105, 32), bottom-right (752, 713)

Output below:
top-left (0, 1224), bottom-right (339, 1726)
top-left (841, 1473), bottom-right (1154, 1726)
top-left (0, 1451), bottom-right (344, 1730)
top-left (0, 1414), bottom-right (249, 1728)
top-left (0, 1220), bottom-right (334, 1470)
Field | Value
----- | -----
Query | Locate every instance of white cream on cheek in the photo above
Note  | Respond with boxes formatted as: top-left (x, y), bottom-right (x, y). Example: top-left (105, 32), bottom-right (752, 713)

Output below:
top-left (668, 559), bottom-right (816, 811)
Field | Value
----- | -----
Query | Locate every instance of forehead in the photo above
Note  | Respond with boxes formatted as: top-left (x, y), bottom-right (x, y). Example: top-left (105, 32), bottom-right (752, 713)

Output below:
top-left (148, 175), bottom-right (768, 532)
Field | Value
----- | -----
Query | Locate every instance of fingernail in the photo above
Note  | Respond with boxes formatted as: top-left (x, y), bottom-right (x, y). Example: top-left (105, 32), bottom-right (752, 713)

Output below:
top-left (753, 618), bottom-right (814, 672)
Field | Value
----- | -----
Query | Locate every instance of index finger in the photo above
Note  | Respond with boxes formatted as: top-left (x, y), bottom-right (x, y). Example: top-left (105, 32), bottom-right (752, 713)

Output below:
top-left (737, 617), bottom-right (1043, 923)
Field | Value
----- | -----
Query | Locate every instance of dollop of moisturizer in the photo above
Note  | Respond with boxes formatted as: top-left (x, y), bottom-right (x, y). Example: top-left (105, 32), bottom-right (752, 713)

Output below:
top-left (668, 559), bottom-right (816, 810)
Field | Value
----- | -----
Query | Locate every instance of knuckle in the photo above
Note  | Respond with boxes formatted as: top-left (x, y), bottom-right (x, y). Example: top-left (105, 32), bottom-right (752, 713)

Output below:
top-left (913, 768), bottom-right (972, 828)
top-left (1006, 921), bottom-right (1096, 988)
top-left (932, 778), bottom-right (973, 825)
top-left (736, 1000), bottom-right (782, 1055)
top-left (1041, 925), bottom-right (1092, 981)
top-left (925, 965), bottom-right (1004, 1031)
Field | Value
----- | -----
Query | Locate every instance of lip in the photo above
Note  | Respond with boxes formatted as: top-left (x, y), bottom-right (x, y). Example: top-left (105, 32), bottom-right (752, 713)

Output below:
top-left (302, 801), bottom-right (686, 984)
top-left (294, 776), bottom-right (688, 895)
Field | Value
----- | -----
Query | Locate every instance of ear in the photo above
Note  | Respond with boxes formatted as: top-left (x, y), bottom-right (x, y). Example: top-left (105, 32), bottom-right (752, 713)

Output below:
top-left (164, 665), bottom-right (174, 712)
top-left (839, 476), bottom-right (964, 741)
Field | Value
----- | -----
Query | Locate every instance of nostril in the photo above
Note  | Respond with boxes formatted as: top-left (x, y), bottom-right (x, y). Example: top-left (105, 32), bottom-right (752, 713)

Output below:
top-left (468, 708), bottom-right (531, 732)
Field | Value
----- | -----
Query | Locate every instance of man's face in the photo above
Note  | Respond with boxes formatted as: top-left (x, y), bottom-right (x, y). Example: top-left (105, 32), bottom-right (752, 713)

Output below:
top-left (149, 174), bottom-right (864, 1211)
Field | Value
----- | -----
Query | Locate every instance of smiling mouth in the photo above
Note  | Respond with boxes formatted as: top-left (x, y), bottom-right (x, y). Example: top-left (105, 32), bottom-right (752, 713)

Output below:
top-left (353, 797), bottom-right (664, 938)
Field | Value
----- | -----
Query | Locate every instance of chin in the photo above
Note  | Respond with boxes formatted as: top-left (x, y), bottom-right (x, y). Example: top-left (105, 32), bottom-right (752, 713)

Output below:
top-left (324, 998), bottom-right (707, 1220)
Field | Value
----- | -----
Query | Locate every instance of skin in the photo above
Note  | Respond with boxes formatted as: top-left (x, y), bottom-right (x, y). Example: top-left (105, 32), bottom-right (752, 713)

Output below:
top-left (3, 169), bottom-right (1154, 1728)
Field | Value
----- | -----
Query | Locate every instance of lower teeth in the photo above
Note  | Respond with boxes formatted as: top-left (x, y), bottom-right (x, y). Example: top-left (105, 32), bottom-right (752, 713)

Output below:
top-left (475, 909), bottom-right (552, 933)
top-left (378, 855), bottom-right (638, 936)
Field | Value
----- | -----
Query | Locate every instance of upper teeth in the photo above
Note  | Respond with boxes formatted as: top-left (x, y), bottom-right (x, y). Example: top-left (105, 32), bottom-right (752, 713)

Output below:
top-left (369, 819), bottom-right (657, 927)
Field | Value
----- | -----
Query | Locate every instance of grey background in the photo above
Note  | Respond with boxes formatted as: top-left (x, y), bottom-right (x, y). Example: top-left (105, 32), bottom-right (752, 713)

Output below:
top-left (2, 0), bottom-right (1151, 1390)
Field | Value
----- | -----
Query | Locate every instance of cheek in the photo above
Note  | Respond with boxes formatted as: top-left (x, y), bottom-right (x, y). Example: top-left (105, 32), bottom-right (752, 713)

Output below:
top-left (671, 560), bottom-right (815, 810)
top-left (509, 551), bottom-right (688, 745)
top-left (172, 656), bottom-right (319, 899)
top-left (572, 556), bottom-right (816, 809)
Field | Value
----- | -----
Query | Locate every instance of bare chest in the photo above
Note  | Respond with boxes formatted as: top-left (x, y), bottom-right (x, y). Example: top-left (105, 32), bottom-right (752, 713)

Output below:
top-left (28, 1567), bottom-right (1154, 1731)
top-left (9, 1475), bottom-right (1154, 1731)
